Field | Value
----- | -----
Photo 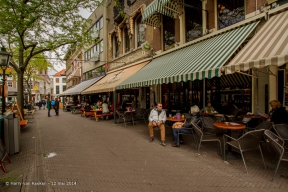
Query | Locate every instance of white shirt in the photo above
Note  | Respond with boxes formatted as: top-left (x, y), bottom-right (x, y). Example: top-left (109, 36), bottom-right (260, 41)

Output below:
top-left (102, 103), bottom-right (109, 113)
top-left (190, 105), bottom-right (200, 114)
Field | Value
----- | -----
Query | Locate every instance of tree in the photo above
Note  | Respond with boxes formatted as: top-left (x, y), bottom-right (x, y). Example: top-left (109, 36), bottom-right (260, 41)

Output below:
top-left (0, 0), bottom-right (101, 114)
top-left (23, 54), bottom-right (53, 103)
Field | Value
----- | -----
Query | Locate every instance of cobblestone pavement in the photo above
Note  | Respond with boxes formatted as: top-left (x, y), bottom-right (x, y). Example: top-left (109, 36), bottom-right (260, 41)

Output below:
top-left (0, 108), bottom-right (287, 192)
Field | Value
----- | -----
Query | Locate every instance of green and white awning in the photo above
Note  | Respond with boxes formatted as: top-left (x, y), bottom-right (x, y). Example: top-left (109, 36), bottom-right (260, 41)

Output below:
top-left (142, 0), bottom-right (179, 27)
top-left (117, 21), bottom-right (259, 89)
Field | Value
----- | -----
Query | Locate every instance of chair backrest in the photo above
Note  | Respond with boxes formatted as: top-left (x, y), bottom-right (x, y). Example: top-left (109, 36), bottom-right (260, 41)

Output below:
top-left (202, 117), bottom-right (215, 129)
top-left (273, 124), bottom-right (288, 140)
top-left (224, 115), bottom-right (233, 122)
top-left (115, 110), bottom-right (122, 117)
top-left (238, 129), bottom-right (265, 143)
top-left (191, 122), bottom-right (203, 141)
top-left (255, 121), bottom-right (273, 130)
top-left (264, 130), bottom-right (285, 157)
top-left (231, 108), bottom-right (239, 117)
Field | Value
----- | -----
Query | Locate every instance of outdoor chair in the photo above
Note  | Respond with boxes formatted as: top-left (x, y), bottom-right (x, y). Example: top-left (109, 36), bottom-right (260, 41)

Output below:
top-left (273, 124), bottom-right (288, 147)
top-left (264, 130), bottom-right (288, 181)
top-left (201, 117), bottom-right (217, 135)
top-left (135, 109), bottom-right (150, 124)
top-left (176, 119), bottom-right (201, 145)
top-left (223, 129), bottom-right (266, 174)
top-left (116, 110), bottom-right (134, 127)
top-left (191, 122), bottom-right (222, 155)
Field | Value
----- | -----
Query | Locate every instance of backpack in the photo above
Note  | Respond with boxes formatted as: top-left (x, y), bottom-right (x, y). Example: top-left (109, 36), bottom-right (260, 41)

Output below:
top-left (51, 100), bottom-right (56, 106)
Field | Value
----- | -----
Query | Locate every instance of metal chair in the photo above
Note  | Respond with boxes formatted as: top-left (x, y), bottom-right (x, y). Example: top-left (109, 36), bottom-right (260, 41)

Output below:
top-left (176, 119), bottom-right (201, 145)
top-left (246, 121), bottom-right (273, 132)
top-left (264, 130), bottom-right (288, 181)
top-left (273, 124), bottom-right (288, 146)
top-left (116, 110), bottom-right (134, 127)
top-left (191, 122), bottom-right (222, 155)
top-left (201, 117), bottom-right (216, 134)
top-left (223, 129), bottom-right (266, 174)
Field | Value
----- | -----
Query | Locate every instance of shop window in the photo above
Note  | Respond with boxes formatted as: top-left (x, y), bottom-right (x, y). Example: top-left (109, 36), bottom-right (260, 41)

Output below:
top-left (135, 15), bottom-right (145, 47)
top-left (163, 15), bottom-right (175, 51)
top-left (185, 0), bottom-right (203, 42)
top-left (123, 27), bottom-right (130, 53)
top-left (217, 0), bottom-right (244, 29)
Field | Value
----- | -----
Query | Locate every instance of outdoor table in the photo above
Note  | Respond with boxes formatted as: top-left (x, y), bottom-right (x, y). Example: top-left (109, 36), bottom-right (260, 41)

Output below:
top-left (213, 122), bottom-right (246, 159)
top-left (166, 117), bottom-right (185, 122)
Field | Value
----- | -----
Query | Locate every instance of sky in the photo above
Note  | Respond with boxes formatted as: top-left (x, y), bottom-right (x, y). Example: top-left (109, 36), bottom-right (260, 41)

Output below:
top-left (48, 8), bottom-right (93, 76)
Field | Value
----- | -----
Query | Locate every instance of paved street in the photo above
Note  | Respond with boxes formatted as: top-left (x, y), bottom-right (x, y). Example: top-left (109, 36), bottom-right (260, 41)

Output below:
top-left (0, 109), bottom-right (287, 192)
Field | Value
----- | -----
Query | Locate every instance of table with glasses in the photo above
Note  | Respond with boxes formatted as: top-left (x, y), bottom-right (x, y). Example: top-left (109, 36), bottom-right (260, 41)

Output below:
top-left (214, 122), bottom-right (246, 159)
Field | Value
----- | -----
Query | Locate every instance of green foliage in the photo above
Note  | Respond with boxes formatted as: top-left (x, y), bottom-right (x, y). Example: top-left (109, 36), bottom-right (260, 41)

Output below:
top-left (114, 0), bottom-right (126, 19)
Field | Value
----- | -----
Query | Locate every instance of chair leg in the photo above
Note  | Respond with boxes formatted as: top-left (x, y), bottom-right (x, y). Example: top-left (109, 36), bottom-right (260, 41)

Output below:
top-left (217, 141), bottom-right (222, 156)
top-left (272, 158), bottom-right (281, 182)
top-left (259, 146), bottom-right (266, 169)
top-left (239, 150), bottom-right (248, 174)
top-left (177, 130), bottom-right (180, 145)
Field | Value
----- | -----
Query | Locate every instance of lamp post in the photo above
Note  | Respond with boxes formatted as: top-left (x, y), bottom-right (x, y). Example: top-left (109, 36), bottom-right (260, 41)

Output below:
top-left (0, 47), bottom-right (12, 115)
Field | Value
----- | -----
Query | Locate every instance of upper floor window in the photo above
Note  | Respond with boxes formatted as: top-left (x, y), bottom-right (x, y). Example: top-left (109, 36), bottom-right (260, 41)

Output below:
top-left (113, 34), bottom-right (119, 58)
top-left (8, 82), bottom-right (12, 87)
top-left (163, 16), bottom-right (175, 51)
top-left (84, 40), bottom-right (103, 61)
top-left (56, 78), bottom-right (59, 83)
top-left (63, 85), bottom-right (66, 92)
top-left (217, 0), bottom-right (244, 29)
top-left (135, 15), bottom-right (145, 47)
top-left (62, 78), bottom-right (66, 83)
top-left (185, 0), bottom-right (203, 42)
top-left (56, 85), bottom-right (59, 94)
top-left (123, 26), bottom-right (130, 53)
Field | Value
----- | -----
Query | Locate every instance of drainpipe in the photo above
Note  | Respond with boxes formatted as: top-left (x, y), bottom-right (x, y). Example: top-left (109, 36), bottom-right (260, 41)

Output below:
top-left (113, 90), bottom-right (116, 124)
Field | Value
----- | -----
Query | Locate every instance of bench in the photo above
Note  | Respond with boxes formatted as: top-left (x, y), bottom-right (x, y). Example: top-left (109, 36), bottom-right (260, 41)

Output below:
top-left (84, 111), bottom-right (93, 117)
top-left (20, 120), bottom-right (28, 128)
top-left (94, 113), bottom-right (113, 122)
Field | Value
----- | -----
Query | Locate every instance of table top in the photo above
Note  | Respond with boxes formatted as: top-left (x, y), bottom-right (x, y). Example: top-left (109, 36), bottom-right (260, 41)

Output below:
top-left (213, 122), bottom-right (246, 130)
top-left (241, 115), bottom-right (265, 119)
top-left (90, 109), bottom-right (102, 112)
top-left (166, 117), bottom-right (185, 122)
top-left (202, 112), bottom-right (219, 116)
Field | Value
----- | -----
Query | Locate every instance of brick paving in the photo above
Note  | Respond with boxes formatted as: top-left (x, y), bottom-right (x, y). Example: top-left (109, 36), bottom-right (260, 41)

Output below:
top-left (0, 108), bottom-right (287, 192)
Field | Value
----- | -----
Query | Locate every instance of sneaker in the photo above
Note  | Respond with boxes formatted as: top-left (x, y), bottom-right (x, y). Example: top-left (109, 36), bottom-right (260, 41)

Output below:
top-left (149, 137), bottom-right (154, 142)
top-left (171, 143), bottom-right (180, 147)
top-left (160, 142), bottom-right (166, 146)
top-left (180, 140), bottom-right (184, 144)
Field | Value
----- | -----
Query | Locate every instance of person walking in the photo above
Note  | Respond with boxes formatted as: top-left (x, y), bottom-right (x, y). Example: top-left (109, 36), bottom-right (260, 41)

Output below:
top-left (54, 98), bottom-right (60, 116)
top-left (47, 98), bottom-right (52, 117)
top-left (38, 100), bottom-right (42, 110)
top-left (42, 99), bottom-right (46, 110)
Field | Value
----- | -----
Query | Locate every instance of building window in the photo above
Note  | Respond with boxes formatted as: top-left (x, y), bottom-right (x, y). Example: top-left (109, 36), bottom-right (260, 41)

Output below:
top-left (185, 0), bottom-right (203, 42)
top-left (8, 82), bottom-right (12, 87)
top-left (56, 78), bottom-right (59, 83)
top-left (113, 34), bottom-right (119, 58)
top-left (56, 85), bottom-right (59, 94)
top-left (84, 40), bottom-right (103, 61)
top-left (135, 15), bottom-right (145, 47)
top-left (217, 0), bottom-right (244, 29)
top-left (62, 78), bottom-right (66, 83)
top-left (123, 27), bottom-right (130, 53)
top-left (163, 16), bottom-right (175, 51)
top-left (63, 85), bottom-right (66, 92)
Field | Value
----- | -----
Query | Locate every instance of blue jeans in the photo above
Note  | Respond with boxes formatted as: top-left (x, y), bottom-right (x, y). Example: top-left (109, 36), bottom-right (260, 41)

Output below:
top-left (173, 127), bottom-right (193, 144)
top-left (48, 109), bottom-right (50, 116)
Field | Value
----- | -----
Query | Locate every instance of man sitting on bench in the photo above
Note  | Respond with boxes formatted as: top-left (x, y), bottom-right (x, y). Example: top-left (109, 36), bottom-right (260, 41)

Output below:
top-left (84, 102), bottom-right (91, 117)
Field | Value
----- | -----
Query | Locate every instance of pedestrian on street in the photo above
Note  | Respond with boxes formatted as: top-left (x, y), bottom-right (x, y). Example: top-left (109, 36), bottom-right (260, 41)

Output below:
top-left (54, 98), bottom-right (60, 116)
top-left (47, 98), bottom-right (52, 117)
top-left (38, 100), bottom-right (42, 110)
top-left (42, 99), bottom-right (46, 109)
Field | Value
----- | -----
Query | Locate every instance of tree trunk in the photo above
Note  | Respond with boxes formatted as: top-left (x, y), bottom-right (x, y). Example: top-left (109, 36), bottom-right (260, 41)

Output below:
top-left (17, 72), bottom-right (25, 117)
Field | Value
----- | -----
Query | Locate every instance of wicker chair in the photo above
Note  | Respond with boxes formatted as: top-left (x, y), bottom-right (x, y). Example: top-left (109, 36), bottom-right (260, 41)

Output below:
top-left (191, 122), bottom-right (222, 155)
top-left (264, 130), bottom-right (288, 181)
top-left (223, 129), bottom-right (266, 174)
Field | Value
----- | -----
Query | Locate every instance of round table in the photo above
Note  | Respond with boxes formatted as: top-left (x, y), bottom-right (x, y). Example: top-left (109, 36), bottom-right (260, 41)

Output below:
top-left (214, 122), bottom-right (246, 159)
top-left (166, 117), bottom-right (185, 122)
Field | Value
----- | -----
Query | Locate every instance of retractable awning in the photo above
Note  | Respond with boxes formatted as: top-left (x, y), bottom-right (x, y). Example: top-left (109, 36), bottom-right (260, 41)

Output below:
top-left (225, 10), bottom-right (288, 74)
top-left (81, 61), bottom-right (149, 94)
top-left (117, 21), bottom-right (259, 89)
top-left (61, 76), bottom-right (103, 96)
top-left (142, 0), bottom-right (176, 27)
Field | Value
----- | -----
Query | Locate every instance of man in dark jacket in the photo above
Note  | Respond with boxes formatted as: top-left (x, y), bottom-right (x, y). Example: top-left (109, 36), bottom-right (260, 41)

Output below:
top-left (46, 98), bottom-right (52, 117)
top-left (54, 98), bottom-right (60, 116)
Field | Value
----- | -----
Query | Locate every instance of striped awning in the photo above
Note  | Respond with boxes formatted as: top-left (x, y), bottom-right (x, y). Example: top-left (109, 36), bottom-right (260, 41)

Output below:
top-left (220, 73), bottom-right (251, 88)
top-left (81, 61), bottom-right (149, 94)
top-left (142, 0), bottom-right (175, 27)
top-left (116, 22), bottom-right (259, 89)
top-left (62, 76), bottom-right (103, 96)
top-left (225, 10), bottom-right (288, 74)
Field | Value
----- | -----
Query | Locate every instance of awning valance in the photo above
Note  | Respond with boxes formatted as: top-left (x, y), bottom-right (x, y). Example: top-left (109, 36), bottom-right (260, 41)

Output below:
top-left (62, 76), bottom-right (103, 96)
top-left (224, 11), bottom-right (288, 74)
top-left (81, 61), bottom-right (149, 94)
top-left (117, 21), bottom-right (259, 89)
top-left (142, 0), bottom-right (176, 27)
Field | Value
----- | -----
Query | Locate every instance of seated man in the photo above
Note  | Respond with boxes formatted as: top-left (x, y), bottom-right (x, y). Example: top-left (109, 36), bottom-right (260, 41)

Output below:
top-left (172, 107), bottom-right (200, 147)
top-left (148, 103), bottom-right (167, 146)
top-left (200, 102), bottom-right (215, 113)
